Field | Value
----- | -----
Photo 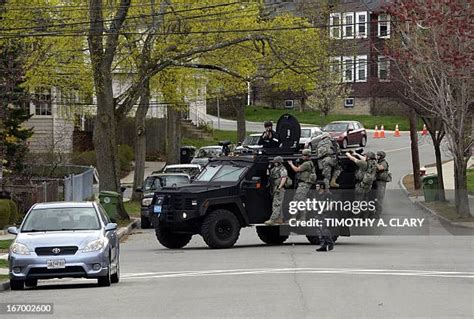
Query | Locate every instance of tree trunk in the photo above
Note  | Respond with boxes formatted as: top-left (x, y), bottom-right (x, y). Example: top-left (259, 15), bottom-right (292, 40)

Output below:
top-left (166, 106), bottom-right (181, 164)
top-left (299, 96), bottom-right (306, 113)
top-left (131, 80), bottom-right (150, 202)
top-left (409, 108), bottom-right (421, 189)
top-left (452, 139), bottom-right (471, 217)
top-left (433, 142), bottom-right (446, 201)
top-left (235, 98), bottom-right (246, 143)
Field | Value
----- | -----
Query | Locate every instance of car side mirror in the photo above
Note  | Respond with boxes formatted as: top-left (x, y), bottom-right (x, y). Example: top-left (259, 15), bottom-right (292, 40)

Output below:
top-left (347, 128), bottom-right (353, 132)
top-left (7, 226), bottom-right (18, 235)
top-left (105, 223), bottom-right (117, 232)
top-left (135, 187), bottom-right (143, 193)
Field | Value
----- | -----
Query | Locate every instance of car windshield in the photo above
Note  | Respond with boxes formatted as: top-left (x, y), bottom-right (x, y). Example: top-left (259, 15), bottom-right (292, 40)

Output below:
top-left (195, 165), bottom-right (246, 182)
top-left (243, 135), bottom-right (260, 145)
top-left (300, 129), bottom-right (314, 138)
top-left (195, 148), bottom-right (222, 158)
top-left (164, 167), bottom-right (200, 176)
top-left (22, 207), bottom-right (101, 232)
top-left (324, 123), bottom-right (349, 132)
top-left (144, 175), bottom-right (190, 191)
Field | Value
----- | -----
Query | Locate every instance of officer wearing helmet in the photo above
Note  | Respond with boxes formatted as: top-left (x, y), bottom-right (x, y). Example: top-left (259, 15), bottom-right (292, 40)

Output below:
top-left (265, 156), bottom-right (288, 225)
top-left (375, 151), bottom-right (392, 215)
top-left (258, 121), bottom-right (280, 148)
top-left (346, 150), bottom-right (377, 202)
top-left (288, 149), bottom-right (316, 221)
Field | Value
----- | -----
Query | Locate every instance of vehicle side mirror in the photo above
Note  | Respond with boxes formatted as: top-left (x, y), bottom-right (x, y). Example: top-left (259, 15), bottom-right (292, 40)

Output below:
top-left (7, 226), bottom-right (18, 235)
top-left (242, 177), bottom-right (262, 189)
top-left (347, 128), bottom-right (353, 132)
top-left (105, 223), bottom-right (117, 232)
top-left (135, 187), bottom-right (143, 193)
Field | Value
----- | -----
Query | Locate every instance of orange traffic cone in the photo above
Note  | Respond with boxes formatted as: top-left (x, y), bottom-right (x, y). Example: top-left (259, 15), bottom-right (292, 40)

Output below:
top-left (394, 124), bottom-right (401, 137)
top-left (380, 125), bottom-right (386, 138)
top-left (373, 125), bottom-right (380, 138)
top-left (422, 124), bottom-right (428, 136)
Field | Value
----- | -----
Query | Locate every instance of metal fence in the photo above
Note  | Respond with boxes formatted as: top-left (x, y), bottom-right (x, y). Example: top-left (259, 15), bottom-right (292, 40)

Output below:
top-left (64, 167), bottom-right (94, 201)
top-left (5, 180), bottom-right (60, 214)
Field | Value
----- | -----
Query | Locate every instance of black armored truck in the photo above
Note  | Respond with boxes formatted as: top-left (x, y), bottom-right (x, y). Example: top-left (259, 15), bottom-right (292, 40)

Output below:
top-left (148, 114), bottom-right (376, 249)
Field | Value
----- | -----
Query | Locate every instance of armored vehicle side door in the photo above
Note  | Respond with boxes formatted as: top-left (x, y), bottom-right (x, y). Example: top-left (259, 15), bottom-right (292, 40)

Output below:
top-left (240, 162), bottom-right (272, 224)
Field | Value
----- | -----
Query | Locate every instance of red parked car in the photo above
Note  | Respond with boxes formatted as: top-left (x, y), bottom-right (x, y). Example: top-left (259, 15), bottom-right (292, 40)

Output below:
top-left (323, 121), bottom-right (367, 149)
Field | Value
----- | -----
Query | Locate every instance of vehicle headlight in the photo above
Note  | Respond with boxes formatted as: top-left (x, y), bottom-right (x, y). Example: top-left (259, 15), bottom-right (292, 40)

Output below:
top-left (142, 198), bottom-right (153, 206)
top-left (10, 242), bottom-right (31, 255)
top-left (82, 238), bottom-right (108, 253)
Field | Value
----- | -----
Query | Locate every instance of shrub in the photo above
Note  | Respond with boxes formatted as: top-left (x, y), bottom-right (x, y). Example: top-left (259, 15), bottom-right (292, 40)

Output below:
top-left (6, 200), bottom-right (19, 225)
top-left (118, 144), bottom-right (134, 173)
top-left (72, 151), bottom-right (97, 167)
top-left (0, 200), bottom-right (11, 229)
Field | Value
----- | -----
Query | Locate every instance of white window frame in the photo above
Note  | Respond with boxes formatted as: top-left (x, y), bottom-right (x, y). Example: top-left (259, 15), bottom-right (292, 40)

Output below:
top-left (329, 13), bottom-right (341, 39)
top-left (355, 11), bottom-right (368, 38)
top-left (378, 56), bottom-right (391, 82)
top-left (32, 89), bottom-right (52, 116)
top-left (284, 100), bottom-right (294, 109)
top-left (342, 12), bottom-right (354, 39)
top-left (342, 56), bottom-right (354, 82)
top-left (330, 57), bottom-right (342, 81)
top-left (356, 55), bottom-right (368, 82)
top-left (344, 98), bottom-right (355, 108)
top-left (378, 14), bottom-right (390, 38)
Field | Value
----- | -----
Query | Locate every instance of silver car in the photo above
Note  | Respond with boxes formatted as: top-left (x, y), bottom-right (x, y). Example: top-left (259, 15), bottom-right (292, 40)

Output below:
top-left (8, 202), bottom-right (120, 290)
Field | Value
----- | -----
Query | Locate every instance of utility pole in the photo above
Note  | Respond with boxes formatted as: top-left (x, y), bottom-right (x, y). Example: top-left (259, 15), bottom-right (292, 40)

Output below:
top-left (216, 95), bottom-right (220, 129)
top-left (247, 81), bottom-right (251, 106)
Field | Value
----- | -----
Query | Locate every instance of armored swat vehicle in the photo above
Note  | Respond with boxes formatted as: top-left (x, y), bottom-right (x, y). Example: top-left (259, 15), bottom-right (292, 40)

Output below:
top-left (148, 114), bottom-right (375, 249)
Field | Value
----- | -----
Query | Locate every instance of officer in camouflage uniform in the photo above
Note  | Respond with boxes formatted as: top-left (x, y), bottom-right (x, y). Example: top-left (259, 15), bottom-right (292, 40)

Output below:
top-left (288, 149), bottom-right (315, 221)
top-left (315, 181), bottom-right (335, 252)
top-left (346, 151), bottom-right (377, 202)
top-left (265, 156), bottom-right (288, 225)
top-left (316, 135), bottom-right (342, 189)
top-left (375, 151), bottom-right (391, 215)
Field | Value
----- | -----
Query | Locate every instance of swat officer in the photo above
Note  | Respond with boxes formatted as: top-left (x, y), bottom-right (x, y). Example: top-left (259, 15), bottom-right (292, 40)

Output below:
top-left (316, 134), bottom-right (342, 189)
top-left (315, 181), bottom-right (335, 252)
top-left (375, 151), bottom-right (392, 215)
top-left (265, 156), bottom-right (288, 225)
top-left (258, 121), bottom-right (280, 148)
top-left (346, 151), bottom-right (377, 203)
top-left (288, 149), bottom-right (315, 221)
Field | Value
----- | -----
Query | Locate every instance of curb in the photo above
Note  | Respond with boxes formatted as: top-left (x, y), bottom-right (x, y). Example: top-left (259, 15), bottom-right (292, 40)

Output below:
top-left (400, 174), bottom-right (474, 229)
top-left (0, 218), bottom-right (140, 292)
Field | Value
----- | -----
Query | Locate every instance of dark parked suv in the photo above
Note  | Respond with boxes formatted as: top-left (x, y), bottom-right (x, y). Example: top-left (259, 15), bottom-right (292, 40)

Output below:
top-left (323, 121), bottom-right (367, 149)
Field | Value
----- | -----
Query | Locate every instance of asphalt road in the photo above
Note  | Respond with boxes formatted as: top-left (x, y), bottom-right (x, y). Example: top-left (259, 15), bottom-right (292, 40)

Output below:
top-left (1, 133), bottom-right (473, 318)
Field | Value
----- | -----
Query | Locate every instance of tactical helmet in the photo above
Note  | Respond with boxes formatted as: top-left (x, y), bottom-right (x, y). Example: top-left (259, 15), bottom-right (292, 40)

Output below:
top-left (365, 151), bottom-right (376, 159)
top-left (302, 149), bottom-right (311, 156)
top-left (264, 121), bottom-right (273, 128)
top-left (272, 156), bottom-right (284, 163)
top-left (377, 151), bottom-right (386, 159)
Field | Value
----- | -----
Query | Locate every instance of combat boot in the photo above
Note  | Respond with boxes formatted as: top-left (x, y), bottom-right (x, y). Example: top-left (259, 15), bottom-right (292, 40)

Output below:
top-left (264, 219), bottom-right (275, 225)
top-left (274, 218), bottom-right (284, 225)
top-left (330, 177), bottom-right (339, 188)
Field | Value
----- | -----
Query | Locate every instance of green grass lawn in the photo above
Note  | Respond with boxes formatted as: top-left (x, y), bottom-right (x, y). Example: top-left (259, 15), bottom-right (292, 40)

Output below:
top-left (0, 240), bottom-right (12, 250)
top-left (242, 106), bottom-right (420, 131)
top-left (468, 169), bottom-right (474, 195)
top-left (183, 130), bottom-right (257, 148)
top-left (0, 259), bottom-right (8, 268)
top-left (0, 274), bottom-right (8, 282)
top-left (124, 201), bottom-right (141, 218)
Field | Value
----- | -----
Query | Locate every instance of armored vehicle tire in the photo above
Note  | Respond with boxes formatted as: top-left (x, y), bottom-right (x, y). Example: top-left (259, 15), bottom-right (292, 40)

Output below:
top-left (256, 226), bottom-right (289, 245)
top-left (201, 209), bottom-right (241, 249)
top-left (306, 235), bottom-right (321, 245)
top-left (141, 216), bottom-right (152, 229)
top-left (332, 235), bottom-right (339, 242)
top-left (156, 227), bottom-right (192, 249)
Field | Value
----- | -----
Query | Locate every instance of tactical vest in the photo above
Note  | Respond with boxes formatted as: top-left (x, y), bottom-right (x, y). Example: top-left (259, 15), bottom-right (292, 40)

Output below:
top-left (361, 159), bottom-right (377, 187)
top-left (376, 159), bottom-right (392, 182)
top-left (298, 160), bottom-right (316, 184)
top-left (317, 138), bottom-right (334, 158)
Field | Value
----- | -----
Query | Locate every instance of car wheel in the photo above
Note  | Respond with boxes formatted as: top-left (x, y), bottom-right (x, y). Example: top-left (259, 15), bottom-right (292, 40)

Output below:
top-left (25, 279), bottom-right (38, 287)
top-left (98, 259), bottom-right (111, 287)
top-left (111, 258), bottom-right (120, 284)
top-left (306, 236), bottom-right (321, 245)
top-left (342, 138), bottom-right (348, 149)
top-left (141, 216), bottom-right (152, 229)
top-left (256, 226), bottom-right (288, 245)
top-left (155, 227), bottom-right (192, 249)
top-left (359, 136), bottom-right (367, 147)
top-left (201, 209), bottom-right (241, 249)
top-left (10, 279), bottom-right (24, 290)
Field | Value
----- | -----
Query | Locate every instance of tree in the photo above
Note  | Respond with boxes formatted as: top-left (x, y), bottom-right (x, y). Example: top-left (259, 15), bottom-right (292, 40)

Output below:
top-left (307, 73), bottom-right (351, 116)
top-left (385, 0), bottom-right (473, 216)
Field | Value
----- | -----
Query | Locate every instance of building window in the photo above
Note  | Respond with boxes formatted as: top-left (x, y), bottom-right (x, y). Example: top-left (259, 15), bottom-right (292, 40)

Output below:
top-left (284, 100), bottom-right (294, 109)
top-left (378, 14), bottom-right (390, 38)
top-left (329, 13), bottom-right (341, 39)
top-left (356, 55), bottom-right (368, 82)
top-left (33, 90), bottom-right (52, 116)
top-left (344, 98), bottom-right (355, 108)
top-left (330, 57), bottom-right (342, 80)
top-left (378, 56), bottom-right (390, 81)
top-left (342, 13), bottom-right (354, 39)
top-left (342, 57), bottom-right (354, 82)
top-left (355, 12), bottom-right (368, 38)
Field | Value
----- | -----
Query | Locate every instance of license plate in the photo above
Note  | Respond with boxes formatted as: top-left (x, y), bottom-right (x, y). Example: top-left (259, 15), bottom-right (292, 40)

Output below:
top-left (47, 259), bottom-right (66, 269)
top-left (153, 205), bottom-right (162, 214)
